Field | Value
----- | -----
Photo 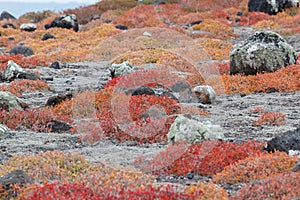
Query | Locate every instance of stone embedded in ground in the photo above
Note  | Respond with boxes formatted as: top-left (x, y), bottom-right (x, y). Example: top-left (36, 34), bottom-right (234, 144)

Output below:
top-left (2, 23), bottom-right (16, 29)
top-left (193, 85), bottom-right (216, 104)
top-left (4, 60), bottom-right (40, 81)
top-left (9, 45), bottom-right (34, 57)
top-left (230, 31), bottom-right (297, 75)
top-left (0, 124), bottom-right (10, 140)
top-left (47, 120), bottom-right (71, 133)
top-left (20, 23), bottom-right (37, 32)
top-left (115, 24), bottom-right (128, 30)
top-left (109, 61), bottom-right (134, 78)
top-left (132, 86), bottom-right (155, 96)
top-left (169, 81), bottom-right (198, 103)
top-left (167, 115), bottom-right (224, 144)
top-left (46, 93), bottom-right (73, 107)
top-left (248, 0), bottom-right (299, 15)
top-left (50, 61), bottom-right (65, 69)
top-left (264, 127), bottom-right (300, 153)
top-left (45, 14), bottom-right (79, 32)
top-left (0, 91), bottom-right (22, 111)
top-left (41, 33), bottom-right (56, 41)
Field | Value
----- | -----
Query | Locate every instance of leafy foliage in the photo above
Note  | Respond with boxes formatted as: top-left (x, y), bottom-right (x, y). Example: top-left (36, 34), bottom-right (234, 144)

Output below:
top-left (213, 151), bottom-right (298, 184)
top-left (0, 54), bottom-right (49, 70)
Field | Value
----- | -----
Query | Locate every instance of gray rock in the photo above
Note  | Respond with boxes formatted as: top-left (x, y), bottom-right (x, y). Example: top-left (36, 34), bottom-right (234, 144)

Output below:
top-left (193, 85), bottom-right (216, 104)
top-left (0, 91), bottom-right (22, 111)
top-left (292, 161), bottom-right (300, 172)
top-left (230, 31), bottom-right (297, 75)
top-left (264, 127), bottom-right (300, 153)
top-left (169, 81), bottom-right (199, 103)
top-left (109, 61), bottom-right (134, 78)
top-left (143, 31), bottom-right (152, 37)
top-left (41, 33), bottom-right (56, 41)
top-left (248, 0), bottom-right (299, 15)
top-left (9, 45), bottom-right (34, 57)
top-left (20, 23), bottom-right (37, 32)
top-left (167, 115), bottom-right (224, 144)
top-left (0, 124), bottom-right (10, 140)
top-left (4, 60), bottom-right (40, 81)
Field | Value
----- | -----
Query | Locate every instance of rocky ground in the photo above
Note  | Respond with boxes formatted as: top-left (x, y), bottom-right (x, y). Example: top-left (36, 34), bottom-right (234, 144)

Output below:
top-left (0, 27), bottom-right (299, 196)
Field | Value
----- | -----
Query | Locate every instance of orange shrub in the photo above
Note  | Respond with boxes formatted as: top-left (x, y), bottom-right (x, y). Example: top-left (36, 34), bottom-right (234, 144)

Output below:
top-left (231, 171), bottom-right (300, 200)
top-left (0, 80), bottom-right (51, 97)
top-left (192, 19), bottom-right (236, 40)
top-left (196, 38), bottom-right (233, 60)
top-left (253, 112), bottom-right (286, 126)
top-left (213, 151), bottom-right (298, 184)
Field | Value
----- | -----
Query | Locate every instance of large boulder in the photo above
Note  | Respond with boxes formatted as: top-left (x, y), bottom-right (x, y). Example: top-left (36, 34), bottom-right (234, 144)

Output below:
top-left (45, 14), bottom-right (79, 32)
top-left (109, 61), bottom-right (134, 78)
top-left (0, 91), bottom-right (22, 111)
top-left (4, 60), bottom-right (40, 81)
top-left (264, 127), bottom-right (300, 154)
top-left (9, 45), bottom-right (34, 57)
top-left (230, 31), bottom-right (297, 75)
top-left (20, 23), bottom-right (37, 32)
top-left (248, 0), bottom-right (299, 15)
top-left (0, 11), bottom-right (16, 20)
top-left (167, 115), bottom-right (224, 144)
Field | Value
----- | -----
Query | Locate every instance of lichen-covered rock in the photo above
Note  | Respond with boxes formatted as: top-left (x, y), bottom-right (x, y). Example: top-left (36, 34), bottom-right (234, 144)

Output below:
top-left (230, 31), bottom-right (297, 75)
top-left (0, 91), bottom-right (22, 111)
top-left (167, 115), bottom-right (224, 144)
top-left (248, 0), bottom-right (299, 15)
top-left (45, 14), bottom-right (79, 32)
top-left (4, 60), bottom-right (40, 81)
top-left (109, 61), bottom-right (134, 78)
top-left (20, 23), bottom-right (37, 32)
top-left (193, 85), bottom-right (216, 104)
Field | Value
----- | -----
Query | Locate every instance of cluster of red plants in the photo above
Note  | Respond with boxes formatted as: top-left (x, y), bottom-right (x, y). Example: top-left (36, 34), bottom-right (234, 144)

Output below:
top-left (0, 108), bottom-right (71, 132)
top-left (137, 140), bottom-right (265, 176)
top-left (0, 54), bottom-right (49, 70)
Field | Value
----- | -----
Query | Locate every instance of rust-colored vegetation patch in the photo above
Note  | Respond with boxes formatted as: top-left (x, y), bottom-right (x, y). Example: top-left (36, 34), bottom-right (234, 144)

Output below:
top-left (136, 140), bottom-right (264, 176)
top-left (213, 151), bottom-right (298, 184)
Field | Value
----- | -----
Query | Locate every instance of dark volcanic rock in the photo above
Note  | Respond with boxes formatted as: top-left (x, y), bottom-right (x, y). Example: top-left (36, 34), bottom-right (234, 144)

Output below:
top-left (50, 61), bottom-right (65, 69)
top-left (46, 93), bottom-right (72, 107)
top-left (45, 14), bottom-right (79, 32)
top-left (9, 45), bottom-right (34, 57)
top-left (0, 11), bottom-right (16, 20)
top-left (248, 0), bottom-right (299, 15)
top-left (2, 23), bottom-right (16, 29)
top-left (41, 33), bottom-right (56, 41)
top-left (115, 24), bottom-right (128, 30)
top-left (265, 127), bottom-right (300, 153)
top-left (48, 120), bottom-right (71, 133)
top-left (132, 86), bottom-right (155, 96)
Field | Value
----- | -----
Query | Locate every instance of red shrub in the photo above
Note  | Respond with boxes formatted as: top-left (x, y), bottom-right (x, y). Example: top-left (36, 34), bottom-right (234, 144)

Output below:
top-left (0, 108), bottom-right (70, 132)
top-left (140, 140), bottom-right (265, 176)
top-left (24, 182), bottom-right (101, 200)
top-left (238, 12), bottom-right (271, 26)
